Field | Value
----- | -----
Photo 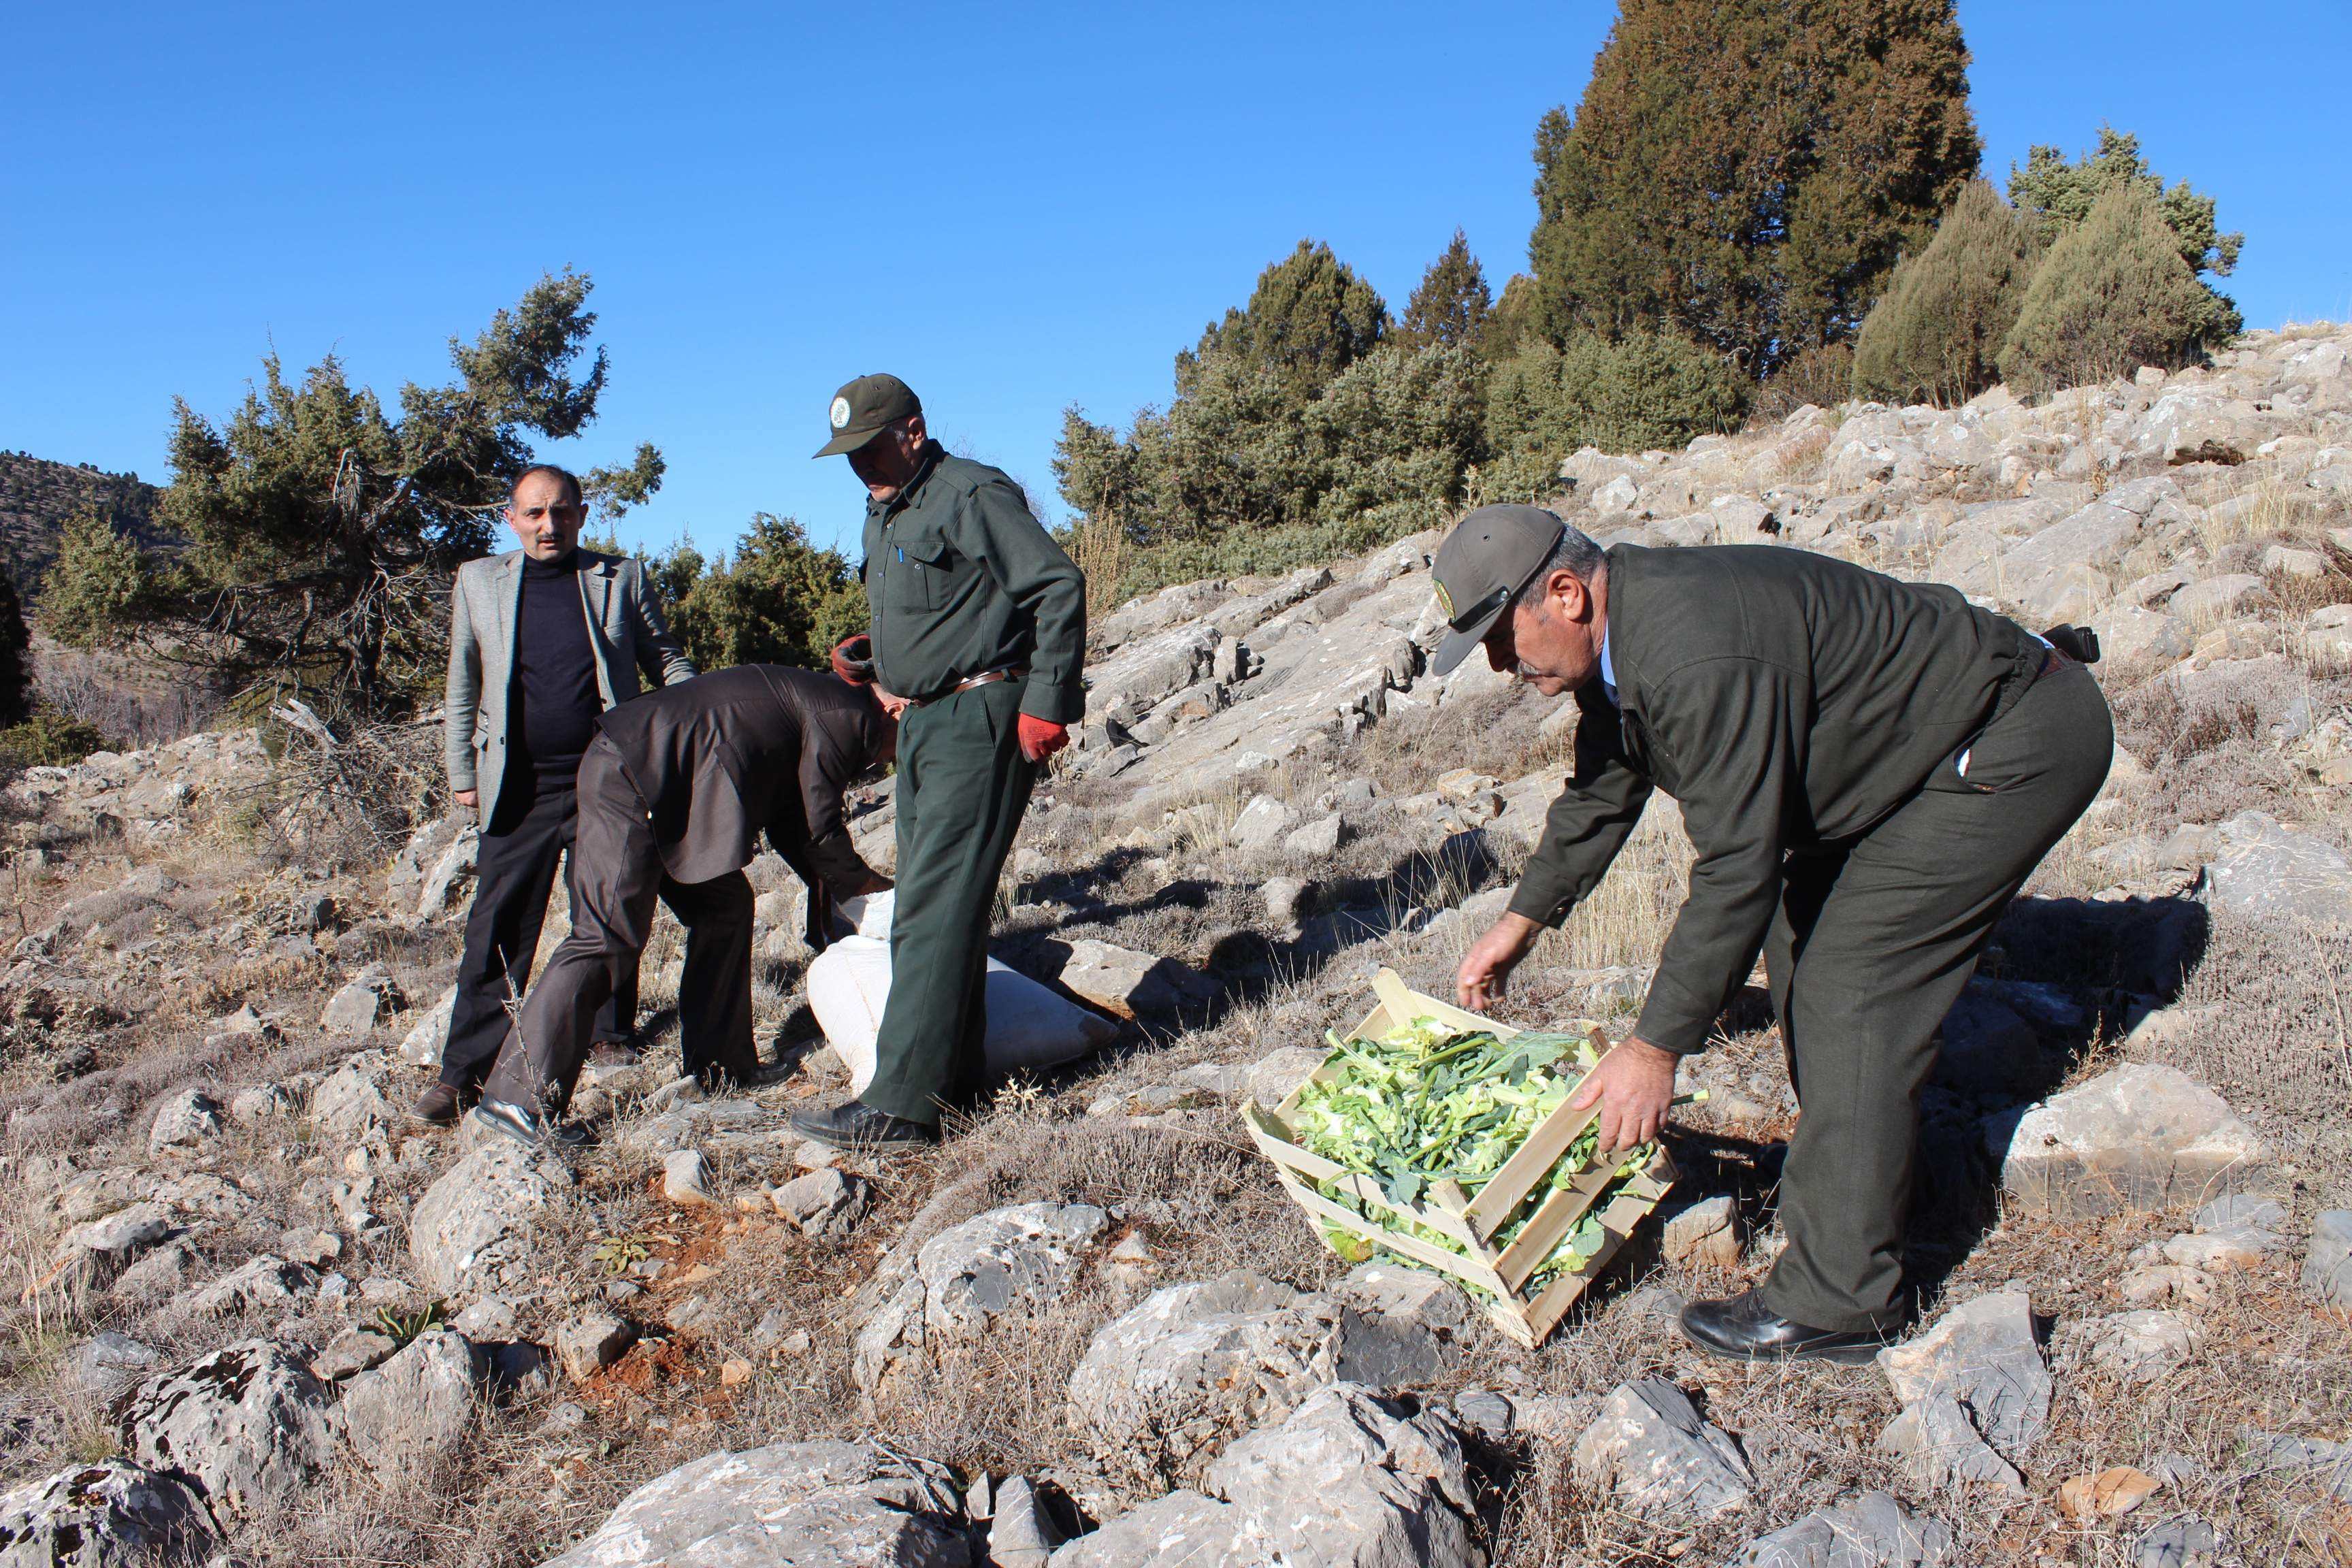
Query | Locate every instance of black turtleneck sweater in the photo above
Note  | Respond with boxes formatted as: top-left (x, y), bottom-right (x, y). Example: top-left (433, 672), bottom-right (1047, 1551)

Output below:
top-left (510, 551), bottom-right (600, 783)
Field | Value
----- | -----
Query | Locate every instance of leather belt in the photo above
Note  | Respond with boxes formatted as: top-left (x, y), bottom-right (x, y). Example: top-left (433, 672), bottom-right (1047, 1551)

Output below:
top-left (909, 666), bottom-right (1026, 708)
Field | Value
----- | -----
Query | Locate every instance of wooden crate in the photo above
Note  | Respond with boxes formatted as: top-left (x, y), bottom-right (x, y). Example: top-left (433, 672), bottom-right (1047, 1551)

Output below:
top-left (1242, 968), bottom-right (1675, 1349)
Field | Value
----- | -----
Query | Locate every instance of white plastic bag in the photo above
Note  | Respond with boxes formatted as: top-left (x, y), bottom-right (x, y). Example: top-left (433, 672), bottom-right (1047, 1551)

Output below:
top-left (806, 892), bottom-right (1117, 1095)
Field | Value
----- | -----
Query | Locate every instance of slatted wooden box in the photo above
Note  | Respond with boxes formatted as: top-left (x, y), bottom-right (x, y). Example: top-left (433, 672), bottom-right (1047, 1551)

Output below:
top-left (1241, 968), bottom-right (1674, 1349)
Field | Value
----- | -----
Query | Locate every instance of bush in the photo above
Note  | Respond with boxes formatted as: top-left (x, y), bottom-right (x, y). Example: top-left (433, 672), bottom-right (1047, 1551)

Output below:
top-left (649, 515), bottom-right (865, 673)
top-left (1852, 179), bottom-right (2042, 405)
top-left (1180, 240), bottom-right (1388, 402)
top-left (1309, 344), bottom-right (1484, 535)
top-left (1998, 186), bottom-right (2232, 397)
top-left (0, 712), bottom-right (114, 770)
top-left (1480, 329), bottom-right (1751, 500)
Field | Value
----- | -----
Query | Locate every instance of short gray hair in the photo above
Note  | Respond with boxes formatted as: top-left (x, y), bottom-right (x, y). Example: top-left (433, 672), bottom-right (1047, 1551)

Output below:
top-left (1509, 523), bottom-right (1605, 609)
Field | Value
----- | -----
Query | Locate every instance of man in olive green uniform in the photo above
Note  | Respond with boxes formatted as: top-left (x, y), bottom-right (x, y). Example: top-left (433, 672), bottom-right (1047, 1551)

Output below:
top-left (792, 374), bottom-right (1086, 1150)
top-left (1439, 505), bottom-right (2110, 1362)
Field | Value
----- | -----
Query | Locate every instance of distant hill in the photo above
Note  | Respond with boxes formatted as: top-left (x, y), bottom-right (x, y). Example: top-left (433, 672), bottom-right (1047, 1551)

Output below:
top-left (0, 451), bottom-right (174, 600)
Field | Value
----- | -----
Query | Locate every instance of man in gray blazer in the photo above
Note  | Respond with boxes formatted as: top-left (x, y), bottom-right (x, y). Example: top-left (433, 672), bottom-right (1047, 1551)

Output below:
top-left (411, 463), bottom-right (696, 1126)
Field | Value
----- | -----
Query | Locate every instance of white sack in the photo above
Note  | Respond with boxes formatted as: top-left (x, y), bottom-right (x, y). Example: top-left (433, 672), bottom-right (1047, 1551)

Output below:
top-left (807, 918), bottom-right (1117, 1096)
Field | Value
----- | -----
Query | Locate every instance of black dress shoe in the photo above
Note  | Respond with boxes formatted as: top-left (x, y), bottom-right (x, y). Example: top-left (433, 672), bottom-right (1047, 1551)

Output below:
top-left (789, 1100), bottom-right (938, 1153)
top-left (474, 1096), bottom-right (593, 1150)
top-left (1679, 1288), bottom-right (1889, 1365)
top-left (408, 1083), bottom-right (463, 1127)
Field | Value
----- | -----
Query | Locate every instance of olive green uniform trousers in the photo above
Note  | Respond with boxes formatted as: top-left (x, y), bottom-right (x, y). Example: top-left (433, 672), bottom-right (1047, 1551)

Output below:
top-left (861, 681), bottom-right (1035, 1126)
top-left (1761, 659), bottom-right (2112, 1333)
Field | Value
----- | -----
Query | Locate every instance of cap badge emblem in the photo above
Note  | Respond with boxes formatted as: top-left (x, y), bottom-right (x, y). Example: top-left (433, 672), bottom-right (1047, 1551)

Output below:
top-left (830, 396), bottom-right (851, 429)
top-left (1434, 579), bottom-right (1455, 621)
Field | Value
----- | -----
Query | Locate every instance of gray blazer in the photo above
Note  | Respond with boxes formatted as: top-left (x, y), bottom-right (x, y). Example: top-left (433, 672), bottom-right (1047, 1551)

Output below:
top-left (444, 549), bottom-right (696, 813)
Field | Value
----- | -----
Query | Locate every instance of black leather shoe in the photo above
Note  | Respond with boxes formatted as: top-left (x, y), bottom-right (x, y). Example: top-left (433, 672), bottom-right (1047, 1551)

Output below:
top-left (474, 1096), bottom-right (593, 1150)
top-left (408, 1083), bottom-right (463, 1127)
top-left (789, 1100), bottom-right (938, 1153)
top-left (1679, 1288), bottom-right (1888, 1365)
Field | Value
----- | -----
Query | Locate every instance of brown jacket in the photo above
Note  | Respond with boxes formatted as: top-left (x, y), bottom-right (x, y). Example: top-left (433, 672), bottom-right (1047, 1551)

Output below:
top-left (593, 666), bottom-right (887, 898)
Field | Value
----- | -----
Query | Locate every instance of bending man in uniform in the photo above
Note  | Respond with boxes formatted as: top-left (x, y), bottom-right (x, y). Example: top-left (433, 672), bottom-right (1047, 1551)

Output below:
top-left (792, 374), bottom-right (1086, 1151)
top-left (475, 666), bottom-right (896, 1147)
top-left (1435, 505), bottom-right (2110, 1362)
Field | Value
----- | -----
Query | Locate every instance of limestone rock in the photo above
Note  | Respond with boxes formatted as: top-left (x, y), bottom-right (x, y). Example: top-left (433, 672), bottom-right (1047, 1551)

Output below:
top-left (661, 1148), bottom-right (715, 1207)
top-left (1243, 1045), bottom-right (1324, 1107)
top-left (311, 1062), bottom-right (393, 1139)
top-left (0, 1459), bottom-right (212, 1567)
top-left (1989, 1063), bottom-right (2272, 1218)
top-left (2087, 1309), bottom-right (2199, 1384)
top-left (1570, 1377), bottom-right (1754, 1518)
top-left (415, 827), bottom-right (480, 919)
top-left (323, 965), bottom-right (403, 1036)
top-left (184, 1254), bottom-right (319, 1317)
top-left (400, 989), bottom-right (456, 1068)
top-left (555, 1311), bottom-right (638, 1384)
top-left (340, 1329), bottom-right (487, 1473)
top-left (1228, 794), bottom-right (1295, 851)
top-left (1739, 1490), bottom-right (1953, 1568)
top-left (917, 1201), bottom-right (1108, 1340)
top-left (1283, 815), bottom-right (1344, 857)
top-left (1057, 939), bottom-right (1209, 1019)
top-left (1661, 1195), bottom-right (1743, 1269)
top-left (1051, 1383), bottom-right (1480, 1568)
top-left (1067, 1271), bottom-right (1340, 1492)
top-left (147, 1088), bottom-right (222, 1154)
top-left (409, 1141), bottom-right (573, 1298)
top-left (1877, 1394), bottom-right (2026, 1492)
top-left (120, 1339), bottom-right (337, 1521)
top-left (1260, 876), bottom-right (1307, 926)
top-left (539, 1440), bottom-right (968, 1568)
top-left (1326, 1263), bottom-right (1472, 1388)
top-left (57, 1202), bottom-right (175, 1281)
top-left (985, 1475), bottom-right (1066, 1568)
top-left (62, 1333), bottom-right (165, 1402)
top-left (2204, 810), bottom-right (2352, 930)
top-left (771, 1169), bottom-right (868, 1238)
top-left (2134, 1517), bottom-right (2217, 1568)
top-left (1876, 1289), bottom-right (2050, 1457)
top-left (2304, 1210), bottom-right (2352, 1305)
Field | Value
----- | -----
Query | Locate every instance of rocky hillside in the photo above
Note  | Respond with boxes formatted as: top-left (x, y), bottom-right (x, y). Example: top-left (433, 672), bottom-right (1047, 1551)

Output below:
top-left (0, 450), bottom-right (169, 599)
top-left (4, 327), bottom-right (2352, 1566)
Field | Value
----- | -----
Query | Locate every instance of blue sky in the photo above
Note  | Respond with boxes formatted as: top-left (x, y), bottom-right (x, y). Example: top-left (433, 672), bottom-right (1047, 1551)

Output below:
top-left (5, 2), bottom-right (2348, 560)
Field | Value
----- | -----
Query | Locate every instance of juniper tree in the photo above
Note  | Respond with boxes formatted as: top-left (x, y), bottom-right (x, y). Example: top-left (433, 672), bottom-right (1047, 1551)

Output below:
top-left (1999, 186), bottom-right (2227, 396)
top-left (2008, 125), bottom-right (2242, 338)
top-left (1397, 231), bottom-right (1492, 353)
top-left (1852, 180), bottom-right (2043, 405)
top-left (651, 515), bottom-right (864, 673)
top-left (1529, 0), bottom-right (1979, 375)
top-left (1180, 240), bottom-right (1388, 402)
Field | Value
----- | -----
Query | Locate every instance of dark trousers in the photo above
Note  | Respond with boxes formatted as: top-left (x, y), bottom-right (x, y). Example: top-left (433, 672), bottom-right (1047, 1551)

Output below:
top-left (480, 735), bottom-right (757, 1114)
top-left (862, 681), bottom-right (1036, 1126)
top-left (440, 773), bottom-right (639, 1092)
top-left (1760, 660), bottom-right (2112, 1333)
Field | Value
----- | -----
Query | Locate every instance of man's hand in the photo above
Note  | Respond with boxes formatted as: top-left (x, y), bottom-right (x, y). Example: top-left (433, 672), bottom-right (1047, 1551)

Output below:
top-left (1456, 912), bottom-right (1543, 1011)
top-left (1017, 714), bottom-right (1068, 764)
top-left (1569, 1036), bottom-right (1680, 1153)
top-left (455, 789), bottom-right (478, 812)
top-left (875, 687), bottom-right (912, 719)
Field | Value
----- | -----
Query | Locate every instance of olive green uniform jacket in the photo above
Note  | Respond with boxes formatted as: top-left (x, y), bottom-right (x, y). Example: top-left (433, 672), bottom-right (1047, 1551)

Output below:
top-left (860, 444), bottom-right (1086, 724)
top-left (1509, 544), bottom-right (2043, 1055)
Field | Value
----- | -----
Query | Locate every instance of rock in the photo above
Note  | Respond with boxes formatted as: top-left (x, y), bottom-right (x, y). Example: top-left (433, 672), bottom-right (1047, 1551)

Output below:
top-left (2263, 544), bottom-right (2328, 578)
top-left (322, 964), bottom-right (403, 1035)
top-left (1661, 1195), bottom-right (1743, 1269)
top-left (986, 1475), bottom-right (1065, 1568)
top-left (340, 1329), bottom-right (487, 1473)
top-left (314, 1328), bottom-right (399, 1382)
top-left (1228, 794), bottom-right (1295, 851)
top-left (2059, 1466), bottom-right (2160, 1520)
top-left (415, 828), bottom-right (480, 918)
top-left (57, 1202), bottom-right (175, 1280)
top-left (399, 989), bottom-right (455, 1068)
top-left (2195, 1193), bottom-right (2286, 1230)
top-left (2134, 1517), bottom-right (2218, 1568)
top-left (0, 1459), bottom-right (212, 1566)
top-left (771, 1168), bottom-right (868, 1237)
top-left (147, 1088), bottom-right (222, 1153)
top-left (408, 1139), bottom-right (572, 1298)
top-left (1877, 1394), bottom-right (2026, 1492)
top-left (1571, 1377), bottom-right (1754, 1519)
top-left (1260, 876), bottom-right (1307, 926)
top-left (1738, 1490), bottom-right (1953, 1568)
top-left (227, 1083), bottom-right (293, 1123)
top-left (1326, 1262), bottom-right (1473, 1388)
top-left (63, 1333), bottom-right (165, 1401)
top-left (1933, 982), bottom-right (2042, 1094)
top-left (311, 1062), bottom-right (393, 1139)
top-left (2161, 1224), bottom-right (2280, 1271)
top-left (917, 1202), bottom-right (1108, 1340)
top-left (2304, 1210), bottom-right (2352, 1304)
top-left (108, 1241), bottom-right (195, 1308)
top-left (1988, 1063), bottom-right (2272, 1218)
top-left (2168, 572), bottom-right (2272, 621)
top-left (1243, 1045), bottom-right (1325, 1107)
top-left (1282, 815), bottom-right (1344, 857)
top-left (2119, 1264), bottom-right (2213, 1307)
top-left (661, 1148), bottom-right (715, 1207)
top-left (540, 1440), bottom-right (968, 1568)
top-left (279, 1228), bottom-right (342, 1269)
top-left (1051, 1384), bottom-right (1478, 1568)
top-left (2087, 1309), bottom-right (2199, 1383)
top-left (1057, 938), bottom-right (1208, 1019)
top-left (120, 1339), bottom-right (338, 1521)
top-left (1067, 1271), bottom-right (1340, 1491)
top-left (184, 1255), bottom-right (319, 1316)
top-left (1876, 1289), bottom-right (2049, 1457)
top-left (2203, 810), bottom-right (2352, 930)
top-left (2240, 1428), bottom-right (2352, 1499)
top-left (555, 1311), bottom-right (638, 1383)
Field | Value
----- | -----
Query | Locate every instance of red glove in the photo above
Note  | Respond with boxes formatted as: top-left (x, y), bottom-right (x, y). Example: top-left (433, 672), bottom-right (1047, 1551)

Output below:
top-left (1017, 714), bottom-right (1068, 764)
top-left (831, 635), bottom-right (875, 685)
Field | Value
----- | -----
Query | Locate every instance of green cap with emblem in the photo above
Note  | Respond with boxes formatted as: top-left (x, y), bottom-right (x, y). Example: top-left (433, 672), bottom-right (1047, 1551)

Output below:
top-left (813, 372), bottom-right (922, 458)
top-left (1429, 504), bottom-right (1568, 675)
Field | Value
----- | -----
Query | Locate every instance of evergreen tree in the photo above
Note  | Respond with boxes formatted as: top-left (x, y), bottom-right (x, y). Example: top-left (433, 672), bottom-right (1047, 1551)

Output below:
top-left (48, 273), bottom-right (662, 718)
top-left (1397, 231), bottom-right (1492, 352)
top-left (654, 515), bottom-right (864, 673)
top-left (1179, 240), bottom-right (1388, 402)
top-left (1852, 179), bottom-right (2042, 405)
top-left (1530, 0), bottom-right (1979, 375)
top-left (0, 570), bottom-right (30, 728)
top-left (1482, 327), bottom-right (1751, 502)
top-left (2008, 125), bottom-right (2242, 338)
top-left (1998, 186), bottom-right (2227, 396)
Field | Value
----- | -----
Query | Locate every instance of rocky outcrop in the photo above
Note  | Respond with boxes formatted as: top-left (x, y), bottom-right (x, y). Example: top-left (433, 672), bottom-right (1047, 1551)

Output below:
top-left (118, 1339), bottom-right (338, 1522)
top-left (1570, 1377), bottom-right (1754, 1518)
top-left (0, 1458), bottom-right (213, 1566)
top-left (340, 1330), bottom-right (487, 1474)
top-left (1988, 1064), bottom-right (2272, 1218)
top-left (409, 1141), bottom-right (572, 1298)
